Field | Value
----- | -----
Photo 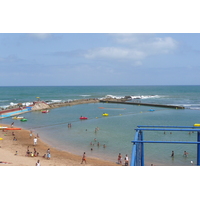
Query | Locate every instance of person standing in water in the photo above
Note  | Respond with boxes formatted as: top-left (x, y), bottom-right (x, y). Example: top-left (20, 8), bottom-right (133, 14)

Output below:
top-left (183, 151), bottom-right (189, 157)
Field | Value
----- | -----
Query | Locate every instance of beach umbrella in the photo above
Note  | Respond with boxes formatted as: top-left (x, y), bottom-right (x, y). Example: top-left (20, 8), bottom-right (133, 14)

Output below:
top-left (0, 138), bottom-right (3, 140)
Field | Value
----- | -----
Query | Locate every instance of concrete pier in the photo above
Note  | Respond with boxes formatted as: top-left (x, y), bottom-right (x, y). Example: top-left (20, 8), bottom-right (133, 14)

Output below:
top-left (99, 100), bottom-right (185, 109)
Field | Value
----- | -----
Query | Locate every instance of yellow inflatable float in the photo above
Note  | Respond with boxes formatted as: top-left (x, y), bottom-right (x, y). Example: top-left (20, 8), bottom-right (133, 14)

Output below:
top-left (194, 124), bottom-right (200, 127)
top-left (102, 113), bottom-right (109, 116)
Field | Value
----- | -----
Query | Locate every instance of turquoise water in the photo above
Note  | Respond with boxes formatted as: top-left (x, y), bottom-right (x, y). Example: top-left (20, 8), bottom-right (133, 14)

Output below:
top-left (1, 86), bottom-right (200, 165)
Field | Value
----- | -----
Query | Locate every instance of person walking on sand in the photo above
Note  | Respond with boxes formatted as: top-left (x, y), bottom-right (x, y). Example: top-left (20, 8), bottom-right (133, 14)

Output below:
top-left (36, 160), bottom-right (40, 166)
top-left (33, 137), bottom-right (37, 145)
top-left (81, 152), bottom-right (86, 164)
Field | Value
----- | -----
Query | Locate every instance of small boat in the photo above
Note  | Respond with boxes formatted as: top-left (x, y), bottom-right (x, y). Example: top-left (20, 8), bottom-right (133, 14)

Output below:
top-left (102, 113), bottom-right (109, 116)
top-left (12, 116), bottom-right (24, 119)
top-left (41, 110), bottom-right (49, 113)
top-left (20, 118), bottom-right (27, 122)
top-left (80, 117), bottom-right (88, 120)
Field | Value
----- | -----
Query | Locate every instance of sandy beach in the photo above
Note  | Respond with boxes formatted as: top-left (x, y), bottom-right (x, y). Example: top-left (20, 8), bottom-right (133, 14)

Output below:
top-left (0, 123), bottom-right (118, 166)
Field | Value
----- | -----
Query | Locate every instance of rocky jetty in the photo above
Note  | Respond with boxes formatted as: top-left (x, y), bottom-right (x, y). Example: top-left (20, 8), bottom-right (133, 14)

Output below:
top-left (31, 101), bottom-right (50, 111)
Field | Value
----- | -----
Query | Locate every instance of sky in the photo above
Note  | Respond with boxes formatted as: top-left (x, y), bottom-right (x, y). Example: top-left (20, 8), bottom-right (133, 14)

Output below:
top-left (1, 33), bottom-right (200, 86)
top-left (1, 1), bottom-right (200, 86)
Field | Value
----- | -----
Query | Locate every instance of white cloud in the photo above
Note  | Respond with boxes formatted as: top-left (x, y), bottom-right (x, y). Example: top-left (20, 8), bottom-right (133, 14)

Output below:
top-left (143, 37), bottom-right (178, 54)
top-left (84, 34), bottom-right (178, 62)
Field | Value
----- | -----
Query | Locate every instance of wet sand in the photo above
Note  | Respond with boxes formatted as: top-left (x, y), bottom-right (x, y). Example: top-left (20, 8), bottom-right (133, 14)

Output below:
top-left (0, 123), bottom-right (118, 166)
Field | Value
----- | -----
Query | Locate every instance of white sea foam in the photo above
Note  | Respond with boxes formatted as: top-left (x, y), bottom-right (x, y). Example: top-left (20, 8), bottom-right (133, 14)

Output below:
top-left (51, 100), bottom-right (63, 103)
top-left (131, 95), bottom-right (162, 99)
top-left (22, 102), bottom-right (33, 106)
top-left (46, 100), bottom-right (67, 104)
top-left (10, 102), bottom-right (18, 106)
top-left (105, 95), bottom-right (124, 99)
top-left (104, 94), bottom-right (163, 100)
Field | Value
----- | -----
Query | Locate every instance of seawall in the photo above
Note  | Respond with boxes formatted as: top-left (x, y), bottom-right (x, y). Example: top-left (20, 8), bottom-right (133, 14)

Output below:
top-left (99, 100), bottom-right (185, 109)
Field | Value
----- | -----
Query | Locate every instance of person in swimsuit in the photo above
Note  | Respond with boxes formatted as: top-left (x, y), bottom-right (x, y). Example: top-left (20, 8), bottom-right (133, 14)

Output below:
top-left (81, 152), bottom-right (86, 164)
top-left (36, 160), bottom-right (40, 166)
top-left (118, 153), bottom-right (122, 164)
top-left (125, 154), bottom-right (129, 166)
top-left (183, 151), bottom-right (189, 157)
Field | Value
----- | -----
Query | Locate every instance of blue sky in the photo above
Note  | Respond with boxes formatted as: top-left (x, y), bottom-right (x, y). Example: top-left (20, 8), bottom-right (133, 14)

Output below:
top-left (1, 33), bottom-right (200, 86)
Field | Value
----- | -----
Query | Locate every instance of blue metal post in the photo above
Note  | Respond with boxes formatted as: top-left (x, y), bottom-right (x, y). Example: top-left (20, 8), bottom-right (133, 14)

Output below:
top-left (131, 130), bottom-right (139, 166)
top-left (136, 131), bottom-right (142, 166)
top-left (197, 132), bottom-right (200, 166)
top-left (141, 130), bottom-right (144, 166)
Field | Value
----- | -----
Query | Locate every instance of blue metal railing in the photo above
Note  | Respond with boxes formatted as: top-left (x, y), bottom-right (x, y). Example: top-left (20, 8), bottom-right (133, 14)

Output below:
top-left (131, 125), bottom-right (200, 166)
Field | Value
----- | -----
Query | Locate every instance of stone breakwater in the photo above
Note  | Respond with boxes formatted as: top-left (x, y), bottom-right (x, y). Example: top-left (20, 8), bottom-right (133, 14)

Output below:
top-left (48, 98), bottom-right (100, 109)
top-left (0, 96), bottom-right (185, 119)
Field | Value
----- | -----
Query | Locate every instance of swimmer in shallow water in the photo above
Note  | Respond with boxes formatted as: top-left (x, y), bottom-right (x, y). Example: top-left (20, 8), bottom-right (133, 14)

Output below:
top-left (183, 151), bottom-right (189, 157)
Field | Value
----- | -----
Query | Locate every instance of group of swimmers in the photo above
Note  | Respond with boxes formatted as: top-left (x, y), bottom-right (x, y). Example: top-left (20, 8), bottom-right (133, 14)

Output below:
top-left (90, 138), bottom-right (106, 151)
top-left (171, 150), bottom-right (189, 157)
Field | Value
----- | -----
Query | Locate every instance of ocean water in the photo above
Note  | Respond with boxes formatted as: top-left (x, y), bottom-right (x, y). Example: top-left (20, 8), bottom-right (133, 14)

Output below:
top-left (1, 85), bottom-right (200, 166)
